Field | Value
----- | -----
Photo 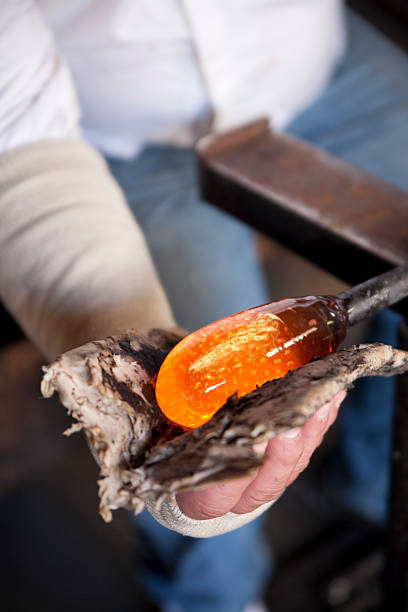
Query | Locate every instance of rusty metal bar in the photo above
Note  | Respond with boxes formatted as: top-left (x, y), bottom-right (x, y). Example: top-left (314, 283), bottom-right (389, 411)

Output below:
top-left (197, 120), bottom-right (408, 298)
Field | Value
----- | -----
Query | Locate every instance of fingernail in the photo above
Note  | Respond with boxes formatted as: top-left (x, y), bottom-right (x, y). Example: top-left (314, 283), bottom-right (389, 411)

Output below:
top-left (315, 404), bottom-right (330, 422)
top-left (253, 441), bottom-right (268, 454)
top-left (280, 427), bottom-right (301, 439)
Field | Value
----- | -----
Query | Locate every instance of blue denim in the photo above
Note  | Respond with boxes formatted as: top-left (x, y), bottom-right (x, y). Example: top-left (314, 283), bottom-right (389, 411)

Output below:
top-left (107, 146), bottom-right (269, 333)
top-left (107, 9), bottom-right (408, 610)
top-left (135, 510), bottom-right (270, 612)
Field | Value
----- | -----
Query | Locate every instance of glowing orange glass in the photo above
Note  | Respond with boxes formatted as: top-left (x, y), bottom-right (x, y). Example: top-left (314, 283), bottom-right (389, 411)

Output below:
top-left (155, 296), bottom-right (348, 429)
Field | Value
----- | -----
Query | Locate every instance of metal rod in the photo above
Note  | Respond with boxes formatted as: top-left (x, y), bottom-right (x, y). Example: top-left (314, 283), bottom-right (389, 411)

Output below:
top-left (338, 265), bottom-right (408, 327)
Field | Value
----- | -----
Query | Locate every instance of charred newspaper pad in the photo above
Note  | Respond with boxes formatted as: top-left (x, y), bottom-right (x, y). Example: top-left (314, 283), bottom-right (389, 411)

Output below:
top-left (41, 267), bottom-right (408, 523)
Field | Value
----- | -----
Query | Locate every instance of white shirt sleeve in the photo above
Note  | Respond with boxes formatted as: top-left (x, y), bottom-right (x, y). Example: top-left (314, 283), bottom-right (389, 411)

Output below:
top-left (0, 0), bottom-right (81, 153)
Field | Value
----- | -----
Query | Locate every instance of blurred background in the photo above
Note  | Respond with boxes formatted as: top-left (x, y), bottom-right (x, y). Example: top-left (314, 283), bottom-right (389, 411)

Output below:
top-left (0, 1), bottom-right (407, 611)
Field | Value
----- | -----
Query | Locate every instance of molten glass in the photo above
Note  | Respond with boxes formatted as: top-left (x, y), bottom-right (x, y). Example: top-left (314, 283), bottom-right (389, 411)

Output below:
top-left (155, 296), bottom-right (348, 429)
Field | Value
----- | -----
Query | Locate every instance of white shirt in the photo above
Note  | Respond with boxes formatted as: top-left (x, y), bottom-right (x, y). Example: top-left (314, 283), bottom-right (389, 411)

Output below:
top-left (0, 0), bottom-right (346, 158)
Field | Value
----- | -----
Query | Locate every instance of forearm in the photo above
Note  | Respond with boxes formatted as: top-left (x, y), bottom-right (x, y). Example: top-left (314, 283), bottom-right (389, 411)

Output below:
top-left (0, 139), bottom-right (175, 359)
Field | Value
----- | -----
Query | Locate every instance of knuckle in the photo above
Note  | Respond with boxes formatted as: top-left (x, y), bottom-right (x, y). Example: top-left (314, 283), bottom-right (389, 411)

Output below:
top-left (272, 444), bottom-right (304, 469)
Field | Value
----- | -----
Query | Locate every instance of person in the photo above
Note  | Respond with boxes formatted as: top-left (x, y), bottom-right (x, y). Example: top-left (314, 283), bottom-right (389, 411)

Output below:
top-left (0, 1), bottom-right (406, 610)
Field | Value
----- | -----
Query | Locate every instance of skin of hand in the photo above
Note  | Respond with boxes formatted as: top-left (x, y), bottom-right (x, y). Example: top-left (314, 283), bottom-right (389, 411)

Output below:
top-left (177, 389), bottom-right (346, 519)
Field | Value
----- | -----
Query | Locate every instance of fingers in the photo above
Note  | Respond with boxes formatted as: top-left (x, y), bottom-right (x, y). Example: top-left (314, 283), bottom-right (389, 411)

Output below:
top-left (176, 474), bottom-right (255, 520)
top-left (177, 390), bottom-right (347, 519)
top-left (285, 389), bottom-right (346, 486)
top-left (327, 389), bottom-right (346, 426)
top-left (231, 390), bottom-right (347, 514)
top-left (231, 427), bottom-right (304, 514)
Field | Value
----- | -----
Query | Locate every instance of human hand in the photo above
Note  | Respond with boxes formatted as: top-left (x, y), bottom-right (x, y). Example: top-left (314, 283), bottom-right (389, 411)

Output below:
top-left (177, 390), bottom-right (346, 519)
